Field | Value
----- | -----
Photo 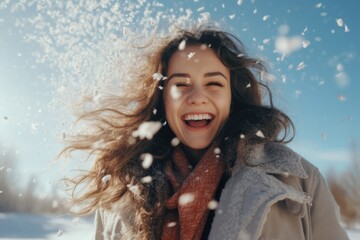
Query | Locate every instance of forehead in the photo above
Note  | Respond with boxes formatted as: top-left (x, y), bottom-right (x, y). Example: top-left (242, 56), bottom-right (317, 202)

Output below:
top-left (167, 44), bottom-right (228, 74)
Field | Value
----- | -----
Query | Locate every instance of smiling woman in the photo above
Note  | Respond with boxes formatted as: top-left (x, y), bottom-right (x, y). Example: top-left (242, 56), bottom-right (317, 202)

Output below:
top-left (59, 26), bottom-right (348, 240)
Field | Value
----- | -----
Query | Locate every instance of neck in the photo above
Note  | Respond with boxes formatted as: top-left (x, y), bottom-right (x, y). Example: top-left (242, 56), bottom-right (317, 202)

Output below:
top-left (181, 145), bottom-right (208, 166)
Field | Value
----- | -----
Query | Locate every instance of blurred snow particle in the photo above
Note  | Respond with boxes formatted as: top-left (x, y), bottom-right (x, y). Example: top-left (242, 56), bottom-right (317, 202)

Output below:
top-left (237, 0), bottom-right (243, 5)
top-left (302, 40), bottom-right (310, 48)
top-left (152, 72), bottom-right (165, 81)
top-left (101, 174), bottom-right (111, 184)
top-left (167, 222), bottom-right (177, 228)
top-left (187, 52), bottom-right (196, 60)
top-left (337, 95), bottom-right (346, 101)
top-left (57, 229), bottom-right (63, 237)
top-left (171, 137), bottom-right (180, 146)
top-left (260, 71), bottom-right (276, 82)
top-left (335, 72), bottom-right (349, 88)
top-left (240, 134), bottom-right (245, 139)
top-left (229, 14), bottom-right (236, 19)
top-left (256, 130), bottom-right (265, 138)
top-left (214, 147), bottom-right (221, 155)
top-left (179, 193), bottom-right (195, 206)
top-left (141, 176), bottom-right (153, 183)
top-left (132, 121), bottom-right (162, 140)
top-left (336, 63), bottom-right (344, 71)
top-left (296, 62), bottom-right (306, 70)
top-left (208, 200), bottom-right (218, 209)
top-left (315, 3), bottom-right (323, 8)
top-left (295, 90), bottom-right (302, 98)
top-left (127, 184), bottom-right (140, 196)
top-left (262, 38), bottom-right (270, 45)
top-left (178, 39), bottom-right (186, 50)
top-left (246, 83), bottom-right (251, 88)
top-left (320, 12), bottom-right (327, 17)
top-left (31, 123), bottom-right (39, 134)
top-left (52, 200), bottom-right (59, 208)
top-left (302, 26), bottom-right (308, 36)
top-left (321, 132), bottom-right (327, 141)
top-left (344, 24), bottom-right (350, 32)
top-left (140, 153), bottom-right (153, 169)
top-left (153, 108), bottom-right (157, 115)
top-left (253, 9), bottom-right (257, 14)
top-left (262, 15), bottom-right (270, 21)
top-left (275, 36), bottom-right (303, 57)
top-left (278, 24), bottom-right (289, 35)
top-left (319, 81), bottom-right (325, 85)
top-left (336, 18), bottom-right (344, 27)
top-left (237, 53), bottom-right (245, 58)
top-left (170, 85), bottom-right (181, 99)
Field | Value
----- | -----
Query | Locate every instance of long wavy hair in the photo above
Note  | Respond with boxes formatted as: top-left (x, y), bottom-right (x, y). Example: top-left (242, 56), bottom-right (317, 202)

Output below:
top-left (60, 25), bottom-right (295, 239)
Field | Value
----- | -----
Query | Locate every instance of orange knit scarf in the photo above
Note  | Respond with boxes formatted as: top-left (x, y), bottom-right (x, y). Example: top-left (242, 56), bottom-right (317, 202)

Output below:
top-left (161, 144), bottom-right (225, 240)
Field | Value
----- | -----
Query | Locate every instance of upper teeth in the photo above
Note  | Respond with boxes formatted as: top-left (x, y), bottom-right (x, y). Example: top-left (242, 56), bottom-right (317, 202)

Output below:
top-left (184, 113), bottom-right (212, 121)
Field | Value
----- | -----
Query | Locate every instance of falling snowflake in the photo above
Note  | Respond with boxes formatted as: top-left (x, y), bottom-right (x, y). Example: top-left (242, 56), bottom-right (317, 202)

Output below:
top-left (152, 72), bottom-right (165, 81)
top-left (315, 3), bottom-right (323, 8)
top-left (127, 184), bottom-right (140, 195)
top-left (256, 130), bottom-right (265, 138)
top-left (344, 24), bottom-right (350, 32)
top-left (337, 95), bottom-right (346, 101)
top-left (237, 53), bottom-right (245, 58)
top-left (208, 200), bottom-right (218, 209)
top-left (262, 15), bottom-right (270, 21)
top-left (140, 153), bottom-right (153, 169)
top-left (296, 62), bottom-right (306, 70)
top-left (179, 193), bottom-right (195, 206)
top-left (237, 0), bottom-right (243, 5)
top-left (229, 14), bottom-right (236, 19)
top-left (240, 134), bottom-right (245, 139)
top-left (132, 121), bottom-right (162, 140)
top-left (57, 229), bottom-right (63, 237)
top-left (187, 52), bottom-right (196, 59)
top-left (336, 18), bottom-right (344, 27)
top-left (167, 222), bottom-right (177, 228)
top-left (246, 83), bottom-right (251, 88)
top-left (214, 147), bottom-right (221, 154)
top-left (178, 39), bottom-right (186, 50)
top-left (171, 137), bottom-right (180, 146)
top-left (302, 40), bottom-right (310, 48)
top-left (170, 85), bottom-right (181, 100)
top-left (141, 175), bottom-right (153, 183)
top-left (102, 174), bottom-right (111, 184)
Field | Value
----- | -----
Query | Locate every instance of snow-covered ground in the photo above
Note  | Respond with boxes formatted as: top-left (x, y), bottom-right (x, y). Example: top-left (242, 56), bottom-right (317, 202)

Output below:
top-left (0, 213), bottom-right (93, 240)
top-left (0, 213), bottom-right (359, 239)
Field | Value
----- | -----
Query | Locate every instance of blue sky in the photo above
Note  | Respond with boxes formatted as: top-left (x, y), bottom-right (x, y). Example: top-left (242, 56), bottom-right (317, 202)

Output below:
top-left (0, 0), bottom-right (359, 191)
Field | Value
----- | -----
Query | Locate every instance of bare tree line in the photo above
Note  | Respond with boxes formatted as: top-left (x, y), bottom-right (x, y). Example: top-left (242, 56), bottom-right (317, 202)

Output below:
top-left (328, 141), bottom-right (360, 227)
top-left (0, 147), bottom-right (67, 214)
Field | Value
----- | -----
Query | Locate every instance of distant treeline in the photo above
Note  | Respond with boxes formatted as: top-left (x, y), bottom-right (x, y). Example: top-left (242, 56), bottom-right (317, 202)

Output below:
top-left (0, 148), bottom-right (66, 214)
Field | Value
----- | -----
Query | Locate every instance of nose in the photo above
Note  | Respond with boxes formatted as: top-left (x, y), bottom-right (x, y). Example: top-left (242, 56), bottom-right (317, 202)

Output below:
top-left (187, 86), bottom-right (208, 105)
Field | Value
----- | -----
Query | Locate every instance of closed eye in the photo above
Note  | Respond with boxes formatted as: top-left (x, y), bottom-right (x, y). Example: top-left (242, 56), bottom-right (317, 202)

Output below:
top-left (175, 82), bottom-right (190, 87)
top-left (207, 81), bottom-right (224, 87)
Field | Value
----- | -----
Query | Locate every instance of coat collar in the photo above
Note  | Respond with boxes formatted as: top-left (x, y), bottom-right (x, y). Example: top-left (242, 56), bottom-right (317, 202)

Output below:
top-left (232, 141), bottom-right (308, 179)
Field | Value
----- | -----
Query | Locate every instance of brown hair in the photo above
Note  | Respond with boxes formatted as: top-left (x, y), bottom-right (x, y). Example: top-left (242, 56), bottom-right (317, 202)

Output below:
top-left (60, 25), bottom-right (294, 239)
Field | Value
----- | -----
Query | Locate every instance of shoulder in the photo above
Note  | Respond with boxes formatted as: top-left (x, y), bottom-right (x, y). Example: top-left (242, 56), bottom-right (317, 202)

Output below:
top-left (234, 141), bottom-right (317, 180)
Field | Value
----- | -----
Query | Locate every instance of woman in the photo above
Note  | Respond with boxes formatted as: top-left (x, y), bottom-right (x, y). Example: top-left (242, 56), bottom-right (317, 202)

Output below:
top-left (62, 26), bottom-right (348, 239)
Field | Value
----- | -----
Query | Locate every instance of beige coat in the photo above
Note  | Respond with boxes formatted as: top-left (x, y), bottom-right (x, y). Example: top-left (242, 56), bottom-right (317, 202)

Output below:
top-left (94, 142), bottom-right (349, 240)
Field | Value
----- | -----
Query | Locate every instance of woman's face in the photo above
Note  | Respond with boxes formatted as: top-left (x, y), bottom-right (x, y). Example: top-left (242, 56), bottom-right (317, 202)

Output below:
top-left (163, 44), bottom-right (231, 150)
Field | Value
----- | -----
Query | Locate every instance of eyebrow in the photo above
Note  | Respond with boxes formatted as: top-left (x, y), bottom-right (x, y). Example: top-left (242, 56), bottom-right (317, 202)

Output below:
top-left (167, 71), bottom-right (228, 81)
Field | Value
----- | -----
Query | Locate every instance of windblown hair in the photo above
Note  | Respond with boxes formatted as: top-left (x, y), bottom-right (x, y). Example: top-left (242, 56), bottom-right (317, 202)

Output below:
top-left (60, 25), bottom-right (295, 239)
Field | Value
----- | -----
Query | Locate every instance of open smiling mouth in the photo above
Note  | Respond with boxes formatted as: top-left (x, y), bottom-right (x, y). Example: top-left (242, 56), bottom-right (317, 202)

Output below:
top-left (183, 113), bottom-right (214, 128)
